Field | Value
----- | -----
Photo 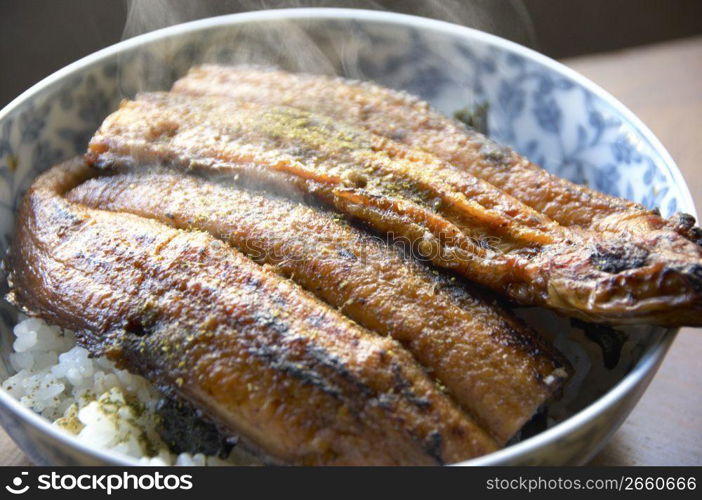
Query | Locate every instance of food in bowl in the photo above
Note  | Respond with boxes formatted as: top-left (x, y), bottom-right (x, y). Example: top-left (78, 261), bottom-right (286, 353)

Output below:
top-left (66, 166), bottom-right (570, 445)
top-left (2, 316), bottom-right (236, 465)
top-left (3, 64), bottom-right (700, 465)
top-left (90, 77), bottom-right (702, 325)
top-left (174, 66), bottom-right (702, 243)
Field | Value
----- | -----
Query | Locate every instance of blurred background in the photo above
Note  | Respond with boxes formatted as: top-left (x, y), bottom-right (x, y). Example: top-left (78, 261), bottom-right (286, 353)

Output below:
top-left (1, 0), bottom-right (701, 107)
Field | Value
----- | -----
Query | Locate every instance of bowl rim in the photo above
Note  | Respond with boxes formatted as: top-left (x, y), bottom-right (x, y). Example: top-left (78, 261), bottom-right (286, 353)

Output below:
top-left (0, 7), bottom-right (692, 466)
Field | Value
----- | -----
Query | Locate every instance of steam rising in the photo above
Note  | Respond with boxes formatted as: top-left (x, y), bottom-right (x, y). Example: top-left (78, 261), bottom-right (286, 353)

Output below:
top-left (112, 0), bottom-right (536, 218)
top-left (119, 0), bottom-right (535, 94)
top-left (123, 0), bottom-right (535, 45)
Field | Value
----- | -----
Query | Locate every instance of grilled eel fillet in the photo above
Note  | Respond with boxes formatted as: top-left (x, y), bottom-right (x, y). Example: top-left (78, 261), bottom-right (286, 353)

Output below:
top-left (86, 93), bottom-right (702, 325)
top-left (173, 65), bottom-right (702, 243)
top-left (68, 168), bottom-right (571, 443)
top-left (5, 159), bottom-right (499, 465)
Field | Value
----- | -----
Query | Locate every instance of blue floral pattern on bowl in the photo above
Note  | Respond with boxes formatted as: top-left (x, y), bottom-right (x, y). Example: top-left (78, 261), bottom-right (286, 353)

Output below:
top-left (0, 10), bottom-right (692, 466)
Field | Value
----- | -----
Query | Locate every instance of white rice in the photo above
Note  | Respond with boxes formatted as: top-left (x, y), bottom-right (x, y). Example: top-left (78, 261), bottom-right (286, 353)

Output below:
top-left (2, 316), bottom-right (234, 465)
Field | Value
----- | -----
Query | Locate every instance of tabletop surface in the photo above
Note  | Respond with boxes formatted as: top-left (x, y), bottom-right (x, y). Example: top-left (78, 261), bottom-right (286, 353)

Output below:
top-left (1, 35), bottom-right (701, 467)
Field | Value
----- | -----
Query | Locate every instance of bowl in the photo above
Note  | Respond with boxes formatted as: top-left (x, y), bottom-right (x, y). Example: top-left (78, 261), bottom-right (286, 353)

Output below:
top-left (0, 8), bottom-right (695, 466)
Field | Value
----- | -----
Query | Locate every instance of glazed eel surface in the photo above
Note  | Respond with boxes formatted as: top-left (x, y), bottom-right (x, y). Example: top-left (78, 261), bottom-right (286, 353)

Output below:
top-left (6, 159), bottom-right (499, 465)
top-left (68, 167), bottom-right (571, 443)
top-left (87, 93), bottom-right (702, 325)
top-left (173, 65), bottom-right (702, 244)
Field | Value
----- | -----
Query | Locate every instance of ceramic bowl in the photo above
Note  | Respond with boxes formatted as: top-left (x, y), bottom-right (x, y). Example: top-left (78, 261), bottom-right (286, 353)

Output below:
top-left (0, 8), bottom-right (694, 466)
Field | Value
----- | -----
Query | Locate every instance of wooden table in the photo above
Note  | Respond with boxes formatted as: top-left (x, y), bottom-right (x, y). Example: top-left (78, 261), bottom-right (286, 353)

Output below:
top-left (1, 36), bottom-right (701, 467)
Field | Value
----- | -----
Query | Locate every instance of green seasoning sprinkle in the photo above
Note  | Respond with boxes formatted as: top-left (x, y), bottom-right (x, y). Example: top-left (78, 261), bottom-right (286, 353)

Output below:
top-left (454, 102), bottom-right (489, 135)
